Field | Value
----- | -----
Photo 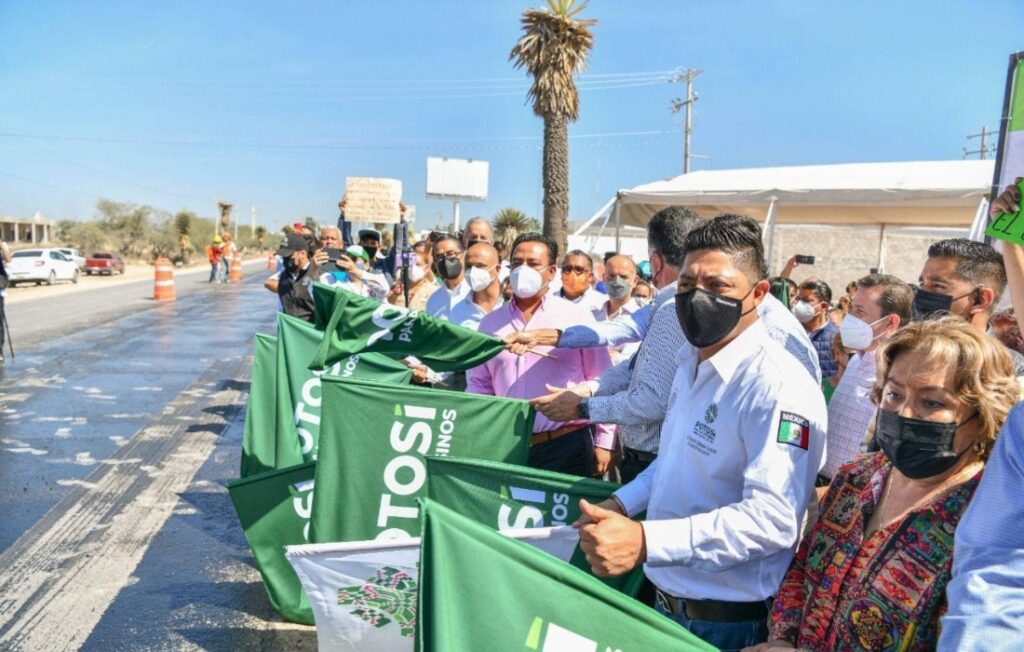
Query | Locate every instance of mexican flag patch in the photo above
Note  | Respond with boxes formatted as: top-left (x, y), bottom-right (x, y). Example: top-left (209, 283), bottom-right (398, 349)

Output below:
top-left (777, 411), bottom-right (809, 450)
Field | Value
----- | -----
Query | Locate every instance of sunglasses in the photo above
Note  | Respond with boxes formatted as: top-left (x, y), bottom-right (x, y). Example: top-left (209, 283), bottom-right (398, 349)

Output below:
top-left (561, 265), bottom-right (591, 275)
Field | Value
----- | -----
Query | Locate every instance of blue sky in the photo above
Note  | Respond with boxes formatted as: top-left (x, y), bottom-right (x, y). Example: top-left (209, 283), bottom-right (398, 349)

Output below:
top-left (1, 1), bottom-right (1021, 231)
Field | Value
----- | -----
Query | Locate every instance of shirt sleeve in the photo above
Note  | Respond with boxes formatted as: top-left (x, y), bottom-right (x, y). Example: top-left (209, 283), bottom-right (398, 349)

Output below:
top-left (587, 306), bottom-right (681, 427)
top-left (577, 315), bottom-right (615, 449)
top-left (613, 457), bottom-right (659, 516)
top-left (559, 302), bottom-right (651, 349)
top-left (641, 380), bottom-right (826, 573)
top-left (592, 356), bottom-right (633, 397)
top-left (940, 405), bottom-right (1024, 651)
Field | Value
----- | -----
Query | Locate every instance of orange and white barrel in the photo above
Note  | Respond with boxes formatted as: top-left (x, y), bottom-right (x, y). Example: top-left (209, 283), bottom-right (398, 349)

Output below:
top-left (154, 257), bottom-right (175, 301)
top-left (229, 252), bottom-right (242, 282)
top-left (267, 252), bottom-right (275, 270)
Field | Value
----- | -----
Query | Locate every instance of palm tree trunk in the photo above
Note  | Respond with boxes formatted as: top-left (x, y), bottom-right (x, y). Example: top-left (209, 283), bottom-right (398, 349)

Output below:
top-left (542, 114), bottom-right (570, 260)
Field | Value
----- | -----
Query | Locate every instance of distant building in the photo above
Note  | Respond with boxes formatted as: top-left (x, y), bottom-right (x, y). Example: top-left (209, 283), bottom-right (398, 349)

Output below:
top-left (0, 212), bottom-right (52, 244)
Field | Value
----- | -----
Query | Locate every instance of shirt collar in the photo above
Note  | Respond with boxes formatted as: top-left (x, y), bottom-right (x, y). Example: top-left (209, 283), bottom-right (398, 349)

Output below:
top-left (704, 319), bottom-right (768, 384)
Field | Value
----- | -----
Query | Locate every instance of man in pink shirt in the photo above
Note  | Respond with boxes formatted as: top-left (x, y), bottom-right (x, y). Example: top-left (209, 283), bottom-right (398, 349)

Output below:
top-left (468, 233), bottom-right (614, 478)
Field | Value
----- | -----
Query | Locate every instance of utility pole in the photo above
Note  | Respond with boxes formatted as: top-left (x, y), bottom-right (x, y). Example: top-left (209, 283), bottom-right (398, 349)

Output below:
top-left (963, 126), bottom-right (994, 160)
top-left (251, 205), bottom-right (256, 238)
top-left (670, 68), bottom-right (703, 174)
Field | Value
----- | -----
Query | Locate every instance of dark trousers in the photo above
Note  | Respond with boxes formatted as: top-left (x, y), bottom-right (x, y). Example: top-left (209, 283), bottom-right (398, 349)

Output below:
top-left (655, 602), bottom-right (769, 651)
top-left (620, 447), bottom-right (656, 484)
top-left (528, 427), bottom-right (594, 477)
top-left (0, 294), bottom-right (6, 352)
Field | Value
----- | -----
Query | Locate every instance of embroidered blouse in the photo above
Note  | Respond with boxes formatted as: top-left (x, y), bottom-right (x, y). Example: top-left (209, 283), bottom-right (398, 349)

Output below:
top-left (770, 452), bottom-right (981, 651)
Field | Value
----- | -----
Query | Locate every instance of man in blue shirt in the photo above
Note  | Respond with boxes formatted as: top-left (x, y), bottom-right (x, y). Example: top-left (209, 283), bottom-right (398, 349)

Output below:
top-left (792, 279), bottom-right (839, 380)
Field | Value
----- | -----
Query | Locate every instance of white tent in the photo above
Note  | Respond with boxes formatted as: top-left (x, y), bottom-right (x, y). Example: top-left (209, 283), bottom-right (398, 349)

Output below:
top-left (574, 160), bottom-right (994, 266)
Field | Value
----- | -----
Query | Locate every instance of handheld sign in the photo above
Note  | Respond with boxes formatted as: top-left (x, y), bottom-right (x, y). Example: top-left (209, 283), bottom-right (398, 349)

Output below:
top-left (985, 51), bottom-right (1024, 245)
top-left (344, 177), bottom-right (402, 224)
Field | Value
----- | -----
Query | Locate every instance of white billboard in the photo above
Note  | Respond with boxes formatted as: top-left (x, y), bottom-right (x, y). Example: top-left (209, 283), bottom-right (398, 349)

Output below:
top-left (426, 157), bottom-right (489, 201)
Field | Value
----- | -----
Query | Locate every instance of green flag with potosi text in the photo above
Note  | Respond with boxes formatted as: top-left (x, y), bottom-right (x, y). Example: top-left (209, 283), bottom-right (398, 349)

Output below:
top-left (416, 500), bottom-right (715, 652)
top-left (227, 461), bottom-right (317, 624)
top-left (309, 283), bottom-right (506, 372)
top-left (424, 456), bottom-right (646, 597)
top-left (309, 376), bottom-right (533, 544)
top-left (241, 333), bottom-right (285, 477)
top-left (276, 313), bottom-right (412, 463)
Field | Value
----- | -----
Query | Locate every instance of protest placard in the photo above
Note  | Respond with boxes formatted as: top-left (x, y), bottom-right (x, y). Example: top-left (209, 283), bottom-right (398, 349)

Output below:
top-left (344, 177), bottom-right (403, 224)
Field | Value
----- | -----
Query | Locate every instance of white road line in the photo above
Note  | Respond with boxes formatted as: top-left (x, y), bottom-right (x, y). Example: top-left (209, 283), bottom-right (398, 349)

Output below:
top-left (0, 360), bottom-right (245, 651)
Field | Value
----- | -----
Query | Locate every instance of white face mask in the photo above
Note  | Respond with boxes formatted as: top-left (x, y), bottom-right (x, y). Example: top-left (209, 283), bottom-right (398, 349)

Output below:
top-left (840, 313), bottom-right (888, 350)
top-left (408, 264), bottom-right (426, 284)
top-left (510, 264), bottom-right (545, 299)
top-left (466, 265), bottom-right (495, 293)
top-left (792, 300), bottom-right (818, 324)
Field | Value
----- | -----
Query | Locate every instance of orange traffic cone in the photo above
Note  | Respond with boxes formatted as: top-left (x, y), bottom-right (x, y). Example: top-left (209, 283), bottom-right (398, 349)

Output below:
top-left (154, 257), bottom-right (175, 301)
top-left (228, 252), bottom-right (242, 283)
top-left (267, 252), bottom-right (275, 270)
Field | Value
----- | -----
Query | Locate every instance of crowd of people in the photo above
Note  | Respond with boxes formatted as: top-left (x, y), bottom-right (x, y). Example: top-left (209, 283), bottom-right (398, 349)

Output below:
top-left (264, 183), bottom-right (1024, 651)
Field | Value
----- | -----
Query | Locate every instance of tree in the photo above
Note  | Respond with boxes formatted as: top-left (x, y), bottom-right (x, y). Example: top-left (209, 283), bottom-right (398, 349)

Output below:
top-left (175, 211), bottom-right (195, 264)
top-left (510, 0), bottom-right (595, 258)
top-left (493, 207), bottom-right (534, 249)
top-left (255, 225), bottom-right (267, 250)
top-left (95, 199), bottom-right (154, 257)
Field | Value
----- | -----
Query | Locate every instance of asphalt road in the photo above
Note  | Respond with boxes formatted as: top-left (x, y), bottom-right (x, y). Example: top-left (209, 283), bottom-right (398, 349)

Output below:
top-left (0, 263), bottom-right (314, 651)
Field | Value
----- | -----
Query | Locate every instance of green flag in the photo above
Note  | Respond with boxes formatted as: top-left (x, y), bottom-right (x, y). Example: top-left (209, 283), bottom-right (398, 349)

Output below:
top-left (227, 462), bottom-right (317, 624)
top-left (424, 456), bottom-right (645, 597)
top-left (309, 283), bottom-right (506, 372)
top-left (276, 312), bottom-right (413, 463)
top-left (241, 333), bottom-right (281, 477)
top-left (416, 500), bottom-right (715, 652)
top-left (309, 377), bottom-right (534, 543)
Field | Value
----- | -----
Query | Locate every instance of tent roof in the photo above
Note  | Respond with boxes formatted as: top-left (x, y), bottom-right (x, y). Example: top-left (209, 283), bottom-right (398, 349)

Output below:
top-left (601, 160), bottom-right (994, 229)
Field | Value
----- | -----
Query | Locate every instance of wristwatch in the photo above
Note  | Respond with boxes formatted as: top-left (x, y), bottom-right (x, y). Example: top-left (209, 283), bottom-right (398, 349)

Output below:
top-left (576, 398), bottom-right (589, 421)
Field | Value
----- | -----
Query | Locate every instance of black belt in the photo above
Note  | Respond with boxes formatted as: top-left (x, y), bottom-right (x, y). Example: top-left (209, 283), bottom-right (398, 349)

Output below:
top-left (815, 473), bottom-right (832, 488)
top-left (655, 589), bottom-right (771, 623)
top-left (623, 447), bottom-right (657, 464)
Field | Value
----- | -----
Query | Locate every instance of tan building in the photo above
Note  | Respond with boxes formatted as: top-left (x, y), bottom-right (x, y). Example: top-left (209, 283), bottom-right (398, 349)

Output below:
top-left (1, 212), bottom-right (53, 245)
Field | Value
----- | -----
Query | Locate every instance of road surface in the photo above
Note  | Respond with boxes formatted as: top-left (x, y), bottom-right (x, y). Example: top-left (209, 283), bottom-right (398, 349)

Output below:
top-left (0, 262), bottom-right (316, 651)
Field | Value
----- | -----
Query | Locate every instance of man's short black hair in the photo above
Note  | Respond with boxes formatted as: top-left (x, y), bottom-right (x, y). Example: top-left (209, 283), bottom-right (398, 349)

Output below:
top-left (857, 273), bottom-right (914, 324)
top-left (800, 279), bottom-right (833, 305)
top-left (563, 249), bottom-right (592, 270)
top-left (927, 238), bottom-right (1007, 304)
top-left (431, 234), bottom-right (463, 255)
top-left (647, 206), bottom-right (700, 267)
top-left (683, 213), bottom-right (768, 281)
top-left (511, 232), bottom-right (558, 266)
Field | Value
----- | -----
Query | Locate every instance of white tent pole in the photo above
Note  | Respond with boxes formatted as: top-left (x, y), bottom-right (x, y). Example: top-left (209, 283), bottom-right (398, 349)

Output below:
top-left (763, 196), bottom-right (778, 273)
top-left (614, 201), bottom-right (622, 252)
top-left (876, 224), bottom-right (887, 273)
top-left (968, 197), bottom-right (990, 243)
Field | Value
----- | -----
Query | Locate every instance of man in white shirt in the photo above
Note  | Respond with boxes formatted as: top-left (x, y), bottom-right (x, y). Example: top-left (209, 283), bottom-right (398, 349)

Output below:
top-left (573, 214), bottom-right (827, 651)
top-left (594, 254), bottom-right (643, 363)
top-left (557, 249), bottom-right (608, 313)
top-left (424, 234), bottom-right (470, 321)
top-left (822, 273), bottom-right (912, 481)
top-left (450, 241), bottom-right (503, 331)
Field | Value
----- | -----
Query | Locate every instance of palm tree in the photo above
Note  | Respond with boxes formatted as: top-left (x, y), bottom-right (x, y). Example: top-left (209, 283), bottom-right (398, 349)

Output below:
top-left (493, 207), bottom-right (533, 249)
top-left (510, 0), bottom-right (596, 258)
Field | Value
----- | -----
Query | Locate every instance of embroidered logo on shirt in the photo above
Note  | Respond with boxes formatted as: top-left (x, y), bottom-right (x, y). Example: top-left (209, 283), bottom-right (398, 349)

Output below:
top-left (704, 403), bottom-right (718, 424)
top-left (777, 412), bottom-right (810, 450)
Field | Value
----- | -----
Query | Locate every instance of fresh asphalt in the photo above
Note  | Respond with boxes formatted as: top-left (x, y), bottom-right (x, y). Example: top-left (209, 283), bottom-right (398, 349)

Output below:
top-left (0, 263), bottom-right (315, 650)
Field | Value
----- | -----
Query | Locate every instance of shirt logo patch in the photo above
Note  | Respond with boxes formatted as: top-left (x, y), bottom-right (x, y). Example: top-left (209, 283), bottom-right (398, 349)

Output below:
top-left (777, 412), bottom-right (810, 450)
top-left (704, 403), bottom-right (718, 424)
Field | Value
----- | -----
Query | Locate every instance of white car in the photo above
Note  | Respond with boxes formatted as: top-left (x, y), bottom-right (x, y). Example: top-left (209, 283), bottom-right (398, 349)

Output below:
top-left (56, 247), bottom-right (86, 270)
top-left (7, 248), bottom-right (80, 286)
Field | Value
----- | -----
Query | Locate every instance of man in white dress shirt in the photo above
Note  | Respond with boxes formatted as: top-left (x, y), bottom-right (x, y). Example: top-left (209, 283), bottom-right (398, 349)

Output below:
top-left (574, 214), bottom-right (827, 651)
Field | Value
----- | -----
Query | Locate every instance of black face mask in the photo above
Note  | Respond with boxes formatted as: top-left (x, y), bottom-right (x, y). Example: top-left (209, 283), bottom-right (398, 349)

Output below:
top-left (874, 408), bottom-right (975, 479)
top-left (913, 287), bottom-right (977, 321)
top-left (435, 257), bottom-right (463, 281)
top-left (363, 246), bottom-right (378, 261)
top-left (284, 257), bottom-right (298, 272)
top-left (675, 286), bottom-right (755, 348)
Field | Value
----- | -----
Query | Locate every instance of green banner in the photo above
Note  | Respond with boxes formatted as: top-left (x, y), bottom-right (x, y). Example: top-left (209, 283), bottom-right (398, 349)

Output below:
top-left (424, 456), bottom-right (645, 597)
top-left (416, 500), bottom-right (715, 652)
top-left (241, 333), bottom-right (283, 477)
top-left (309, 377), bottom-right (534, 543)
top-left (276, 313), bottom-right (413, 463)
top-left (227, 462), bottom-right (317, 624)
top-left (309, 283), bottom-right (506, 372)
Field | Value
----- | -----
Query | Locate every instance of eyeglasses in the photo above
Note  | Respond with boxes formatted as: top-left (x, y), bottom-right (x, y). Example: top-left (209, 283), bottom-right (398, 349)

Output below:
top-left (561, 265), bottom-right (590, 275)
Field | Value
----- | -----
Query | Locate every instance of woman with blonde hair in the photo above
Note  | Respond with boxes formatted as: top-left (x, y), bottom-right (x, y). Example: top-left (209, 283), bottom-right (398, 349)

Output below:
top-left (746, 317), bottom-right (1019, 652)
